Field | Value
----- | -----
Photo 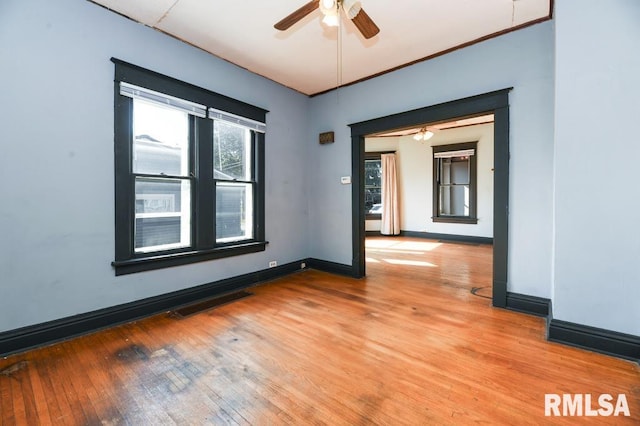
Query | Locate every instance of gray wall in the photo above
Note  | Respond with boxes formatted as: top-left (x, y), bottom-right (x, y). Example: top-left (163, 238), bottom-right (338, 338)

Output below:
top-left (307, 22), bottom-right (556, 299)
top-left (0, 0), bottom-right (310, 332)
top-left (553, 0), bottom-right (640, 335)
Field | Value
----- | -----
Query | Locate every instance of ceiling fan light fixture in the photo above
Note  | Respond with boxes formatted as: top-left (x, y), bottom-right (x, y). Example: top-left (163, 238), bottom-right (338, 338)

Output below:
top-left (319, 0), bottom-right (340, 27)
top-left (321, 0), bottom-right (336, 9)
top-left (319, 0), bottom-right (337, 15)
top-left (322, 12), bottom-right (340, 27)
top-left (413, 128), bottom-right (435, 141)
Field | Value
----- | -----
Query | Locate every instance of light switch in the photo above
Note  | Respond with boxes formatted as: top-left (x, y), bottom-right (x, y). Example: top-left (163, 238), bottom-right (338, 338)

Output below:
top-left (341, 176), bottom-right (351, 185)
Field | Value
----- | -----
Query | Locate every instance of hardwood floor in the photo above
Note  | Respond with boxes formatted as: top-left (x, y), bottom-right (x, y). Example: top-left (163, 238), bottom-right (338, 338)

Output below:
top-left (1, 237), bottom-right (638, 424)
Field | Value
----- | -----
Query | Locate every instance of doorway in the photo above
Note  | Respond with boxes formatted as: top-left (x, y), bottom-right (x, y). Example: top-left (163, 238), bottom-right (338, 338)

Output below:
top-left (349, 90), bottom-right (510, 307)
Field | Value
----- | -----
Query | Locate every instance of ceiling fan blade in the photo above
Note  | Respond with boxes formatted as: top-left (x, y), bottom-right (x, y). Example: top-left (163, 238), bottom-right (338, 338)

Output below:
top-left (351, 7), bottom-right (380, 39)
top-left (274, 1), bottom-right (319, 31)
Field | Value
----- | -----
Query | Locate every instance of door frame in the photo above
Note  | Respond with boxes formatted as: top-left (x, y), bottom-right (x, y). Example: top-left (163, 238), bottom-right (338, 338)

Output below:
top-left (349, 89), bottom-right (511, 307)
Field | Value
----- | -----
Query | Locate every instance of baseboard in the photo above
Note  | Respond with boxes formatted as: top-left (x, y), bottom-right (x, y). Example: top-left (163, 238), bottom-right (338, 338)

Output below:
top-left (504, 293), bottom-right (638, 362)
top-left (505, 292), bottom-right (550, 317)
top-left (305, 258), bottom-right (355, 277)
top-left (4, 261), bottom-right (637, 364)
top-left (399, 231), bottom-right (493, 245)
top-left (0, 260), bottom-right (305, 357)
top-left (548, 319), bottom-right (640, 363)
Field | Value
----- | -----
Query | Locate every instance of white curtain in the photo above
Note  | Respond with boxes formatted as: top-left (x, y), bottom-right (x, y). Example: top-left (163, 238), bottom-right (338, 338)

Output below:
top-left (380, 153), bottom-right (400, 235)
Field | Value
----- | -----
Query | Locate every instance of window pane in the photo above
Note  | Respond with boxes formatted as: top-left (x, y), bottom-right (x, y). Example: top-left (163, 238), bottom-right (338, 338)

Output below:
top-left (450, 158), bottom-right (469, 184)
top-left (365, 159), bottom-right (382, 187)
top-left (214, 121), bottom-right (251, 180)
top-left (216, 183), bottom-right (253, 242)
top-left (439, 185), bottom-right (470, 216)
top-left (366, 188), bottom-right (382, 214)
top-left (365, 159), bottom-right (382, 214)
top-left (135, 177), bottom-right (191, 252)
top-left (438, 156), bottom-right (470, 216)
top-left (133, 99), bottom-right (189, 176)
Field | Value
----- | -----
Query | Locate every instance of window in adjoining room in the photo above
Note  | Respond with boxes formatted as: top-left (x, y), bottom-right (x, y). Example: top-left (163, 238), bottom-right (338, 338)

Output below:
top-left (432, 142), bottom-right (478, 224)
top-left (365, 152), bottom-right (383, 218)
top-left (112, 59), bottom-right (267, 275)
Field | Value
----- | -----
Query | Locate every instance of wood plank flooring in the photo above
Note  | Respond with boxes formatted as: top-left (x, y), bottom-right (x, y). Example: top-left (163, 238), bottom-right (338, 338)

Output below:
top-left (1, 237), bottom-right (638, 424)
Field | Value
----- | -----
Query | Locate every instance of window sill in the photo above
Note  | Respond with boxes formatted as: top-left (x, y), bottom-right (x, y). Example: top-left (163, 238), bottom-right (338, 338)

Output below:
top-left (112, 241), bottom-right (268, 276)
top-left (432, 216), bottom-right (478, 224)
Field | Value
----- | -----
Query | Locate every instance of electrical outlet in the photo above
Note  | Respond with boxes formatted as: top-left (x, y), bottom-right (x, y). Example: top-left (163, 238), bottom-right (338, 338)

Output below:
top-left (269, 261), bottom-right (278, 268)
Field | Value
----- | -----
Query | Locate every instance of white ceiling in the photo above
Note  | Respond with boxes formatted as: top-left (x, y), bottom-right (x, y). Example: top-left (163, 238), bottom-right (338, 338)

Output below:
top-left (89, 0), bottom-right (551, 96)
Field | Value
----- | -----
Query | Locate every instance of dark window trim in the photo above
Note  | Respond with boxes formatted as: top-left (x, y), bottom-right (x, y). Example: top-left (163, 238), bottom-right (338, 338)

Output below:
top-left (432, 216), bottom-right (478, 224)
top-left (366, 151), bottom-right (396, 156)
top-left (111, 58), bottom-right (267, 275)
top-left (111, 241), bottom-right (268, 276)
top-left (432, 141), bottom-right (478, 224)
top-left (112, 58), bottom-right (266, 122)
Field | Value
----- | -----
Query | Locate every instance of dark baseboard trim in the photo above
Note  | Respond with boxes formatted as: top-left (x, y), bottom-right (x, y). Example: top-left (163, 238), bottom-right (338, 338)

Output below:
top-left (548, 319), bottom-right (640, 363)
top-left (503, 293), bottom-right (639, 362)
top-left (4, 261), bottom-right (637, 365)
top-left (505, 292), bottom-right (550, 317)
top-left (365, 230), bottom-right (403, 237)
top-left (399, 231), bottom-right (493, 245)
top-left (0, 260), bottom-right (305, 357)
top-left (306, 258), bottom-right (356, 277)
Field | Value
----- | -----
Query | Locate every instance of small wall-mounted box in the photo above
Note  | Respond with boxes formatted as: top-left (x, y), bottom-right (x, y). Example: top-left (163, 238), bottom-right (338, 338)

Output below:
top-left (319, 131), bottom-right (334, 144)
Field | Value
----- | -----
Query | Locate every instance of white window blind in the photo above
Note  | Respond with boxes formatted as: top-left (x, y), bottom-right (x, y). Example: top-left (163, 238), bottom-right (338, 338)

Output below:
top-left (434, 149), bottom-right (475, 159)
top-left (208, 108), bottom-right (266, 133)
top-left (120, 82), bottom-right (207, 118)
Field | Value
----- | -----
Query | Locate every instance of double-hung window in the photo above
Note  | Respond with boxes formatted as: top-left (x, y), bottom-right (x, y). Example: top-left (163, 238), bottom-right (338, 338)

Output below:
top-left (112, 59), bottom-right (267, 275)
top-left (432, 142), bottom-right (478, 224)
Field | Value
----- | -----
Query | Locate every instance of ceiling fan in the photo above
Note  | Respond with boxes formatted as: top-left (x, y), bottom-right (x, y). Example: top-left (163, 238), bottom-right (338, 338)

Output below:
top-left (274, 0), bottom-right (380, 39)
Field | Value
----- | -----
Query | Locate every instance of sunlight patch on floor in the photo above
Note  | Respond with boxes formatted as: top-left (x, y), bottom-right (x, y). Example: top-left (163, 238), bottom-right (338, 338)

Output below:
top-left (383, 258), bottom-right (437, 268)
top-left (366, 238), bottom-right (442, 267)
top-left (365, 239), bottom-right (400, 249)
top-left (392, 241), bottom-right (442, 251)
top-left (367, 248), bottom-right (425, 255)
top-left (365, 238), bottom-right (442, 253)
